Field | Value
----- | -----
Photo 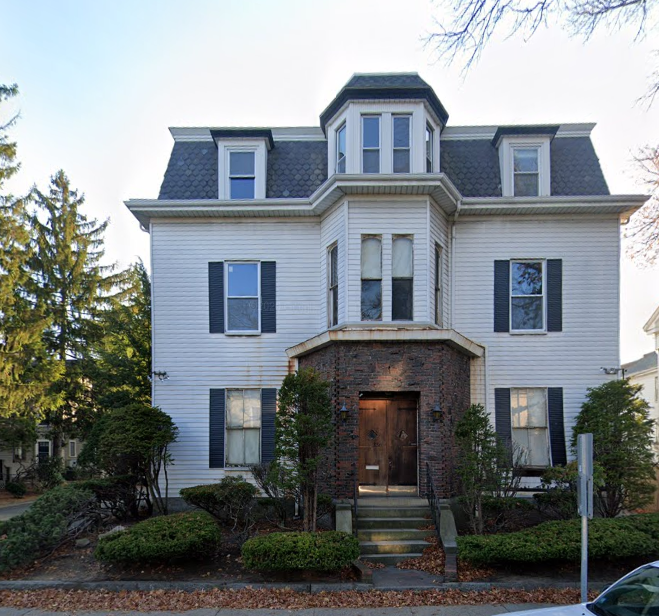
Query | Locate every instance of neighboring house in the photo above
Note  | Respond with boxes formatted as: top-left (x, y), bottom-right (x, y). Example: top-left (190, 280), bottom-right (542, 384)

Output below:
top-left (126, 73), bottom-right (647, 500)
top-left (623, 306), bottom-right (659, 448)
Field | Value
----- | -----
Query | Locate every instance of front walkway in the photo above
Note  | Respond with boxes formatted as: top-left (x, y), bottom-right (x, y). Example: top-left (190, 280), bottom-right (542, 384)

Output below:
top-left (0, 498), bottom-right (36, 521)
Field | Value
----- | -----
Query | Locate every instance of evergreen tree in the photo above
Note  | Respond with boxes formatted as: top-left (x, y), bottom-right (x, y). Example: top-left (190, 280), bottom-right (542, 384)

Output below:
top-left (0, 84), bottom-right (61, 422)
top-left (30, 171), bottom-right (122, 448)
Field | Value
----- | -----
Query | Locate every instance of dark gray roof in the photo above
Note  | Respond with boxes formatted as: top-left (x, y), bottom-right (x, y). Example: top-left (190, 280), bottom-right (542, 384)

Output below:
top-left (157, 134), bottom-right (609, 200)
top-left (346, 74), bottom-right (431, 88)
top-left (622, 352), bottom-right (658, 375)
top-left (267, 141), bottom-right (327, 198)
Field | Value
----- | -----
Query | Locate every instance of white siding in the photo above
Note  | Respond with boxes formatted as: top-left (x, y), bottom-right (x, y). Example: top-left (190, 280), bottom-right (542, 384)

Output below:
top-left (453, 215), bottom-right (621, 452)
top-left (629, 368), bottom-right (659, 447)
top-left (429, 200), bottom-right (451, 327)
top-left (319, 201), bottom-right (347, 328)
top-left (151, 219), bottom-right (320, 491)
top-left (346, 198), bottom-right (430, 322)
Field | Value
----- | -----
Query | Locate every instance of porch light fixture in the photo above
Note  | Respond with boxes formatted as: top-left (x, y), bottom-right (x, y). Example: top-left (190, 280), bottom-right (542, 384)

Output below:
top-left (339, 402), bottom-right (349, 423)
top-left (432, 403), bottom-right (443, 422)
top-left (152, 370), bottom-right (169, 381)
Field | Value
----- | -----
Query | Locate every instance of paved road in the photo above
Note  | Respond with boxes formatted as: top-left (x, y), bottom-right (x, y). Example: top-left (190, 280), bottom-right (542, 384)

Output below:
top-left (0, 500), bottom-right (35, 521)
top-left (0, 606), bottom-right (556, 615)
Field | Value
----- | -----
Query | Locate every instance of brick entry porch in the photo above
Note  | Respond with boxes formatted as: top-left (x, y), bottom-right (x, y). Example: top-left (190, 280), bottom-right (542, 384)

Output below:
top-left (296, 339), bottom-right (472, 500)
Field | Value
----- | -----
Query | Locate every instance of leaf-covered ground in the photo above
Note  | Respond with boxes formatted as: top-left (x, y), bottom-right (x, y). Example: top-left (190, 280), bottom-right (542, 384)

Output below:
top-left (0, 587), bottom-right (598, 612)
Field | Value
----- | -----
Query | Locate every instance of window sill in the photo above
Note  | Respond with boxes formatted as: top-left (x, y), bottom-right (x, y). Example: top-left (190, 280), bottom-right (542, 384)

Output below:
top-left (223, 331), bottom-right (262, 337)
top-left (509, 330), bottom-right (547, 336)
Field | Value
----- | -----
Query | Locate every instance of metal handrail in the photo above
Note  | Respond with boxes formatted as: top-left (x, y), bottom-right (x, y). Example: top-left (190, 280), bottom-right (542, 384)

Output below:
top-left (425, 462), bottom-right (442, 543)
top-left (353, 469), bottom-right (359, 535)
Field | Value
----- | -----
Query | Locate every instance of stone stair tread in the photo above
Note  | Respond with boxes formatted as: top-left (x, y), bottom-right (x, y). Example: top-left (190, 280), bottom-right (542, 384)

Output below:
top-left (359, 540), bottom-right (430, 546)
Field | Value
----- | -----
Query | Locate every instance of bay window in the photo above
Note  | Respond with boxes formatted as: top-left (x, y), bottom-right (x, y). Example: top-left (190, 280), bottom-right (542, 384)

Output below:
top-left (393, 115), bottom-right (411, 173)
top-left (362, 116), bottom-right (380, 173)
top-left (361, 236), bottom-right (382, 320)
top-left (392, 235), bottom-right (413, 320)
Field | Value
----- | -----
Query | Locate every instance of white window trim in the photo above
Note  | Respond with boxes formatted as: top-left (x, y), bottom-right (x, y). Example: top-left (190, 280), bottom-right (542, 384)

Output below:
top-left (500, 137), bottom-right (551, 197)
top-left (336, 123), bottom-right (347, 174)
top-left (392, 114), bottom-right (412, 174)
top-left (510, 259), bottom-right (546, 334)
top-left (225, 261), bottom-right (261, 335)
top-left (216, 138), bottom-right (267, 200)
top-left (225, 388), bottom-right (262, 468)
top-left (327, 242), bottom-right (339, 328)
top-left (36, 440), bottom-right (52, 458)
top-left (392, 234), bottom-right (414, 322)
top-left (361, 115), bottom-right (381, 174)
top-left (435, 243), bottom-right (443, 327)
top-left (361, 234), bottom-right (383, 322)
top-left (426, 123), bottom-right (435, 173)
top-left (510, 387), bottom-right (551, 468)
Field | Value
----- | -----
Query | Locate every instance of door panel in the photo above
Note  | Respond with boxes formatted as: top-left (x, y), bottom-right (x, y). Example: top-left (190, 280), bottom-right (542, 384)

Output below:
top-left (358, 400), bottom-right (387, 486)
top-left (388, 400), bottom-right (418, 486)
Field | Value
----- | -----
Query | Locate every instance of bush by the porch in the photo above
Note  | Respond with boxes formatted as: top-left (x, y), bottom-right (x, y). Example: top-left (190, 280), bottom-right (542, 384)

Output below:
top-left (94, 511), bottom-right (221, 565)
top-left (241, 531), bottom-right (359, 571)
top-left (457, 513), bottom-right (659, 566)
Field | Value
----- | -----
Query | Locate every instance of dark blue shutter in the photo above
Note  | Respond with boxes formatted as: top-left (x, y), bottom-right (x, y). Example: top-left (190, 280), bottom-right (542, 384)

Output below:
top-left (261, 388), bottom-right (277, 463)
top-left (209, 389), bottom-right (225, 468)
top-left (547, 259), bottom-right (563, 332)
top-left (495, 388), bottom-right (512, 459)
top-left (547, 387), bottom-right (567, 466)
top-left (209, 262), bottom-right (224, 333)
top-left (261, 261), bottom-right (276, 333)
top-left (494, 261), bottom-right (510, 332)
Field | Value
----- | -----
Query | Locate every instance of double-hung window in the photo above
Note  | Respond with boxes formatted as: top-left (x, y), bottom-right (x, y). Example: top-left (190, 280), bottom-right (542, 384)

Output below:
top-left (361, 236), bottom-right (382, 321)
top-left (327, 243), bottom-right (338, 327)
top-left (362, 116), bottom-right (380, 173)
top-left (512, 147), bottom-right (540, 197)
top-left (336, 123), bottom-right (346, 174)
top-left (511, 388), bottom-right (550, 467)
top-left (226, 262), bottom-right (260, 333)
top-left (226, 389), bottom-right (261, 466)
top-left (426, 124), bottom-right (434, 173)
top-left (69, 440), bottom-right (77, 458)
top-left (510, 260), bottom-right (544, 331)
top-left (392, 115), bottom-right (411, 173)
top-left (229, 151), bottom-right (256, 199)
top-left (435, 245), bottom-right (443, 326)
top-left (392, 235), bottom-right (413, 320)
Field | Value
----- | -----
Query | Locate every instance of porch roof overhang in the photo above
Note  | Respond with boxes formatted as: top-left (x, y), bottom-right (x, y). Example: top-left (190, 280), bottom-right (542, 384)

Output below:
top-left (285, 324), bottom-right (485, 359)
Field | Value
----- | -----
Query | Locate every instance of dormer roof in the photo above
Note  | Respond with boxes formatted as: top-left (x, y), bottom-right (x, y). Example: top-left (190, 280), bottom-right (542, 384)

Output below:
top-left (319, 72), bottom-right (449, 133)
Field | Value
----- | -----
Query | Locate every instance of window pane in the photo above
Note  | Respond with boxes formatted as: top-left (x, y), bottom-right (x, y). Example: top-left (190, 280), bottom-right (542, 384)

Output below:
top-left (512, 428), bottom-right (530, 459)
top-left (392, 237), bottom-right (413, 277)
top-left (227, 298), bottom-right (259, 331)
top-left (230, 178), bottom-right (255, 199)
top-left (511, 390), bottom-right (527, 428)
top-left (527, 389), bottom-right (547, 427)
top-left (426, 126), bottom-right (433, 172)
top-left (513, 148), bottom-right (538, 173)
top-left (228, 263), bottom-right (259, 296)
top-left (330, 246), bottom-right (338, 286)
top-left (331, 287), bottom-right (338, 326)
top-left (393, 149), bottom-right (410, 173)
top-left (361, 238), bottom-right (381, 278)
top-left (511, 296), bottom-right (544, 330)
top-left (528, 428), bottom-right (549, 466)
top-left (393, 116), bottom-right (410, 148)
top-left (363, 150), bottom-right (380, 173)
top-left (337, 157), bottom-right (346, 174)
top-left (230, 151), bottom-right (255, 176)
top-left (244, 429), bottom-right (261, 465)
top-left (511, 262), bottom-right (543, 296)
top-left (243, 390), bottom-right (261, 428)
top-left (361, 280), bottom-right (382, 320)
top-left (392, 278), bottom-right (413, 320)
top-left (363, 117), bottom-right (380, 148)
top-left (514, 173), bottom-right (539, 197)
top-left (227, 390), bottom-right (244, 428)
top-left (337, 126), bottom-right (346, 157)
top-left (226, 429), bottom-right (244, 466)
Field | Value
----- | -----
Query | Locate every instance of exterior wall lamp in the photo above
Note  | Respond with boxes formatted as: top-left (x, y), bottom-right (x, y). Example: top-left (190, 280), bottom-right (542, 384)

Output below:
top-left (152, 371), bottom-right (169, 381)
top-left (432, 403), bottom-right (443, 422)
top-left (339, 402), bottom-right (349, 423)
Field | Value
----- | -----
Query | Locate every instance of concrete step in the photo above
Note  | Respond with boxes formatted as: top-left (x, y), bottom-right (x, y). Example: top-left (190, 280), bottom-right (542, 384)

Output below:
top-left (356, 516), bottom-right (429, 529)
top-left (359, 539), bottom-right (431, 555)
top-left (357, 506), bottom-right (430, 519)
top-left (357, 497), bottom-right (428, 507)
top-left (358, 528), bottom-right (431, 541)
top-left (360, 552), bottom-right (426, 566)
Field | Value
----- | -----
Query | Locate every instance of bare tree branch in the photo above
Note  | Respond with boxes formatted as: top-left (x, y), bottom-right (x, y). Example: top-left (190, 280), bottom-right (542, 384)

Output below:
top-left (626, 146), bottom-right (659, 265)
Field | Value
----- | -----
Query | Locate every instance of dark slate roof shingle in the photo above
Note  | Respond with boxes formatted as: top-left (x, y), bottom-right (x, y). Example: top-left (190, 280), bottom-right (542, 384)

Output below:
top-left (346, 74), bottom-right (431, 88)
top-left (551, 137), bottom-right (609, 196)
top-left (440, 139), bottom-right (502, 197)
top-left (622, 351), bottom-right (658, 375)
top-left (267, 141), bottom-right (327, 198)
top-left (158, 141), bottom-right (217, 199)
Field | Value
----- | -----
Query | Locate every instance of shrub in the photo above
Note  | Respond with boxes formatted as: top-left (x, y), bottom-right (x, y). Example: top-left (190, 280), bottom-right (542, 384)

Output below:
top-left (457, 513), bottom-right (659, 566)
top-left (0, 484), bottom-right (94, 571)
top-left (180, 476), bottom-right (258, 537)
top-left (94, 511), bottom-right (221, 565)
top-left (75, 475), bottom-right (142, 520)
top-left (5, 481), bottom-right (26, 498)
top-left (242, 531), bottom-right (359, 572)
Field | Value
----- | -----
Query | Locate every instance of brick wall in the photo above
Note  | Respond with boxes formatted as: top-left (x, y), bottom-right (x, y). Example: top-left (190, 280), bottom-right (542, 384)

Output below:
top-left (298, 341), bottom-right (471, 499)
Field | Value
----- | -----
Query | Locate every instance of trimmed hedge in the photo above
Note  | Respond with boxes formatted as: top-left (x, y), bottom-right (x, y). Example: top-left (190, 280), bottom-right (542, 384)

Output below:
top-left (242, 531), bottom-right (359, 572)
top-left (94, 511), bottom-right (221, 565)
top-left (0, 484), bottom-right (94, 572)
top-left (458, 513), bottom-right (659, 566)
top-left (180, 477), bottom-right (258, 524)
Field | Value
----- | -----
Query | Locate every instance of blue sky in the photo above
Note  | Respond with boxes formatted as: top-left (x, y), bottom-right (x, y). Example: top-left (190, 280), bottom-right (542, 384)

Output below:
top-left (2, 0), bottom-right (658, 361)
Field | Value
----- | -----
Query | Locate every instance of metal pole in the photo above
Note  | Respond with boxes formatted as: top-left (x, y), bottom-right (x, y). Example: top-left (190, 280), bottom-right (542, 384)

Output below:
top-left (581, 513), bottom-right (588, 603)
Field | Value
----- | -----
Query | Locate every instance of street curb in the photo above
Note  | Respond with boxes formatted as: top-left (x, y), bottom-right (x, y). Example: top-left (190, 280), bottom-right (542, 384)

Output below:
top-left (0, 580), bottom-right (612, 593)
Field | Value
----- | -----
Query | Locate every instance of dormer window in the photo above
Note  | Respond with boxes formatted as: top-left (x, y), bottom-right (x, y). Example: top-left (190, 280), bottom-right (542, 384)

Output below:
top-left (362, 116), bottom-right (381, 173)
top-left (512, 147), bottom-right (540, 197)
top-left (336, 123), bottom-right (346, 174)
top-left (425, 124), bottom-right (434, 173)
top-left (393, 115), bottom-right (411, 173)
top-left (229, 151), bottom-right (256, 199)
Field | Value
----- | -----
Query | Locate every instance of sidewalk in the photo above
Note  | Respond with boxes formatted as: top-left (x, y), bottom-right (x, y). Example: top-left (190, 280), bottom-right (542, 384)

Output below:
top-left (0, 606), bottom-right (556, 616)
top-left (0, 498), bottom-right (37, 522)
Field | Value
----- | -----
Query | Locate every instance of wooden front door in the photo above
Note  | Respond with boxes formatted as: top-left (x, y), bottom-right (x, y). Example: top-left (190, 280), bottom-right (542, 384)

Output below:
top-left (358, 397), bottom-right (418, 489)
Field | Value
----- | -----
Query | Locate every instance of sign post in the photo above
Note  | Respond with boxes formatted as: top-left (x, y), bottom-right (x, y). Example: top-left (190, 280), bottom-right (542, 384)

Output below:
top-left (577, 433), bottom-right (594, 604)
